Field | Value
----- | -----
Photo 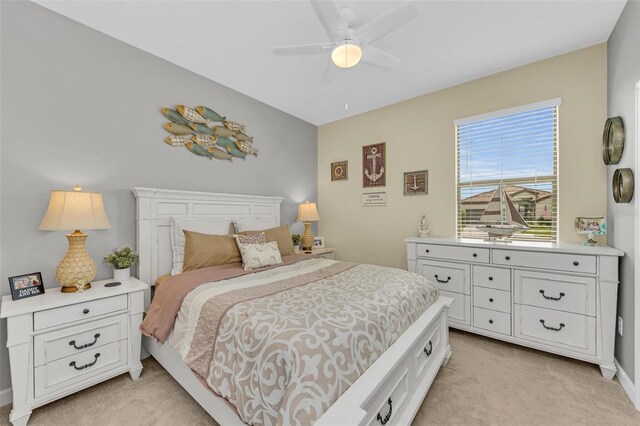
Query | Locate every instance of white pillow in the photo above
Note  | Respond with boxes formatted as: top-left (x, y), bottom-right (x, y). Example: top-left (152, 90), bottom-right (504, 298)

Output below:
top-left (234, 216), bottom-right (279, 233)
top-left (236, 241), bottom-right (282, 271)
top-left (170, 217), bottom-right (231, 275)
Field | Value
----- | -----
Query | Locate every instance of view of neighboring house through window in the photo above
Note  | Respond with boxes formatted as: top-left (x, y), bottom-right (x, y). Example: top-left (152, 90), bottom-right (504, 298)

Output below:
top-left (456, 99), bottom-right (559, 242)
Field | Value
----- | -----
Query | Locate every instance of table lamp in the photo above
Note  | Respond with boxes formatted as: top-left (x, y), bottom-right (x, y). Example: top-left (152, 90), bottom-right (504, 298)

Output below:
top-left (39, 186), bottom-right (111, 292)
top-left (297, 201), bottom-right (320, 252)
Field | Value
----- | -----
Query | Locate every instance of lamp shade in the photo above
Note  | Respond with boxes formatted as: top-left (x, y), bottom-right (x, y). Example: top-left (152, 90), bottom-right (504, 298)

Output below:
top-left (297, 201), bottom-right (320, 222)
top-left (39, 188), bottom-right (111, 231)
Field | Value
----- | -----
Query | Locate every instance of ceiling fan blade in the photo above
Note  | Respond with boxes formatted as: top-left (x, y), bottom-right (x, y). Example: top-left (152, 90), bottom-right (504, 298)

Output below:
top-left (355, 1), bottom-right (420, 45)
top-left (322, 58), bottom-right (338, 84)
top-left (310, 0), bottom-right (347, 40)
top-left (361, 45), bottom-right (401, 69)
top-left (273, 42), bottom-right (334, 56)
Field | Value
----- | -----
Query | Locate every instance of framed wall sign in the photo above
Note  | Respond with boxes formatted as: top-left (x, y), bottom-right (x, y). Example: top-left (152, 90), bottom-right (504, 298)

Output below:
top-left (8, 272), bottom-right (45, 301)
top-left (362, 192), bottom-right (387, 206)
top-left (331, 161), bottom-right (348, 181)
top-left (363, 142), bottom-right (386, 188)
top-left (404, 170), bottom-right (428, 195)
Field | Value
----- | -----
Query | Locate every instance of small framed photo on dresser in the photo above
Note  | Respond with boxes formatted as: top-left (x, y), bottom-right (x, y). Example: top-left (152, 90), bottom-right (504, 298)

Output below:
top-left (8, 272), bottom-right (45, 301)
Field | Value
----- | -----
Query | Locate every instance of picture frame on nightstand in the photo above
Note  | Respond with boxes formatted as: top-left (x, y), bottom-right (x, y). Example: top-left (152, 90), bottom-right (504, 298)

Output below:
top-left (313, 236), bottom-right (325, 248)
top-left (8, 272), bottom-right (45, 300)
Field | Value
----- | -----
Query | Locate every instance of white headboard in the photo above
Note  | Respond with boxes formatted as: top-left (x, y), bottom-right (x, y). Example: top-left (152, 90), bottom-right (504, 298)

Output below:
top-left (132, 187), bottom-right (283, 297)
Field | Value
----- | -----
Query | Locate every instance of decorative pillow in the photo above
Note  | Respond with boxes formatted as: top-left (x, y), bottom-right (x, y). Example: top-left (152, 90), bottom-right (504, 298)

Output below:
top-left (170, 217), bottom-right (231, 275)
top-left (236, 241), bottom-right (282, 271)
top-left (182, 230), bottom-right (241, 272)
top-left (235, 232), bottom-right (267, 245)
top-left (240, 224), bottom-right (294, 256)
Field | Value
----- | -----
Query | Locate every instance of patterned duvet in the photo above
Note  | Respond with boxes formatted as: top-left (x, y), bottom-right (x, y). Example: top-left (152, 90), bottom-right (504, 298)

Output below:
top-left (165, 258), bottom-right (439, 425)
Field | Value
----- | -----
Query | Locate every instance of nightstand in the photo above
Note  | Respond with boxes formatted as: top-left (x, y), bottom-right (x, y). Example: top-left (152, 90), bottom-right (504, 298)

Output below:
top-left (0, 278), bottom-right (148, 426)
top-left (307, 247), bottom-right (336, 260)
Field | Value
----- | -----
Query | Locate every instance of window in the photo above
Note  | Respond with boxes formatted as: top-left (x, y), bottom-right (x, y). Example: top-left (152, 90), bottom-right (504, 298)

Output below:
top-left (456, 99), bottom-right (559, 242)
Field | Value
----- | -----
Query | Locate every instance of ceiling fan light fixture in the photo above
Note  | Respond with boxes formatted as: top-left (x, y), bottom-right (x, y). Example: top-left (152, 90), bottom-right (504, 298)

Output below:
top-left (331, 41), bottom-right (362, 69)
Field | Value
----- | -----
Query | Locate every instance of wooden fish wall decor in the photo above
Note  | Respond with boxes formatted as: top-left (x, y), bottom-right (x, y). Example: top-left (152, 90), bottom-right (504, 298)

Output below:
top-left (161, 105), bottom-right (256, 162)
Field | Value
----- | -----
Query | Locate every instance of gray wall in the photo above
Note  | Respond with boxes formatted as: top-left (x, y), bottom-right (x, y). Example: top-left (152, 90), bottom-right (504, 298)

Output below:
top-left (607, 0), bottom-right (640, 383)
top-left (0, 1), bottom-right (317, 393)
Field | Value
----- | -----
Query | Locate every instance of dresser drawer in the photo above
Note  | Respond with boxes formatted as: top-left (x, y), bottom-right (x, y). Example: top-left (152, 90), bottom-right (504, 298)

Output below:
top-left (514, 305), bottom-right (595, 355)
top-left (363, 354), bottom-right (410, 426)
top-left (473, 265), bottom-right (511, 291)
top-left (412, 317), bottom-right (443, 386)
top-left (417, 260), bottom-right (470, 294)
top-left (473, 287), bottom-right (511, 313)
top-left (493, 250), bottom-right (596, 274)
top-left (33, 295), bottom-right (128, 331)
top-left (514, 270), bottom-right (596, 316)
top-left (416, 243), bottom-right (489, 263)
top-left (34, 314), bottom-right (128, 367)
top-left (35, 340), bottom-right (128, 398)
top-left (439, 290), bottom-right (471, 326)
top-left (473, 307), bottom-right (511, 336)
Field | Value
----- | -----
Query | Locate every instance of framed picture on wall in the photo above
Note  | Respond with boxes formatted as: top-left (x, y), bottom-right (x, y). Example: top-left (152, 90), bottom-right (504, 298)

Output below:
top-left (8, 272), bottom-right (45, 301)
top-left (404, 170), bottom-right (428, 195)
top-left (331, 161), bottom-right (348, 181)
top-left (363, 142), bottom-right (386, 188)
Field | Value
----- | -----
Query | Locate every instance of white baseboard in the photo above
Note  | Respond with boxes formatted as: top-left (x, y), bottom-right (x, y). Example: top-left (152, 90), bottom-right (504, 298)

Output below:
top-left (0, 387), bottom-right (12, 408)
top-left (614, 358), bottom-right (638, 411)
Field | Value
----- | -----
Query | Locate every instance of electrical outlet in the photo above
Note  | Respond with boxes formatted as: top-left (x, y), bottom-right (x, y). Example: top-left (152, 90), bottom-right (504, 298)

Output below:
top-left (618, 316), bottom-right (624, 336)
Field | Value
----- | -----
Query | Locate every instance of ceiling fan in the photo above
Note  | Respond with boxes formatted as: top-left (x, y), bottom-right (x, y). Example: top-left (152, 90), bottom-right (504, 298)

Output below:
top-left (273, 0), bottom-right (420, 81)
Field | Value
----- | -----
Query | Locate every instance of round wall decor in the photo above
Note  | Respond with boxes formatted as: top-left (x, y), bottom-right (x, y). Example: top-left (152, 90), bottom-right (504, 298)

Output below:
top-left (613, 168), bottom-right (634, 203)
top-left (603, 116), bottom-right (624, 165)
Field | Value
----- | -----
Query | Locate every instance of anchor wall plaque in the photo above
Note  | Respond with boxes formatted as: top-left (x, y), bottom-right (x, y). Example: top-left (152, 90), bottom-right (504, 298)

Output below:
top-left (363, 142), bottom-right (386, 188)
top-left (404, 170), bottom-right (428, 195)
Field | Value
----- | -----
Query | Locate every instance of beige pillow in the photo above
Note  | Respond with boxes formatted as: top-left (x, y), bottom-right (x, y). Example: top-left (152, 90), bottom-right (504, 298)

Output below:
top-left (236, 241), bottom-right (282, 271)
top-left (182, 230), bottom-right (241, 272)
top-left (241, 224), bottom-right (294, 256)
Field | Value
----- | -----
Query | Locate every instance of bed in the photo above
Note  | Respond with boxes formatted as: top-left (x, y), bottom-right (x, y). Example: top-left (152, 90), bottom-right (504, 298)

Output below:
top-left (133, 187), bottom-right (452, 425)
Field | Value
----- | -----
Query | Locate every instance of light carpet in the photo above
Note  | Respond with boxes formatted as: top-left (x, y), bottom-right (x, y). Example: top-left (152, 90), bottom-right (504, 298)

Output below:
top-left (2, 330), bottom-right (638, 425)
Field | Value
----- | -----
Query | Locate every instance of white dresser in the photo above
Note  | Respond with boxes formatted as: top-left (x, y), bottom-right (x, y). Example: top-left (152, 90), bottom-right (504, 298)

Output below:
top-left (406, 237), bottom-right (623, 379)
top-left (1, 279), bottom-right (147, 426)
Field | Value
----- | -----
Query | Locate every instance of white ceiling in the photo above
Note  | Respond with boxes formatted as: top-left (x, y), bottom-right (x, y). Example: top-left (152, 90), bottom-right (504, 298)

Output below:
top-left (34, 0), bottom-right (626, 125)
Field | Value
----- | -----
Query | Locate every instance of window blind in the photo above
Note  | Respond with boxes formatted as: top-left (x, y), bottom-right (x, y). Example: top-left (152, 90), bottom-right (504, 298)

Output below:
top-left (456, 101), bottom-right (559, 242)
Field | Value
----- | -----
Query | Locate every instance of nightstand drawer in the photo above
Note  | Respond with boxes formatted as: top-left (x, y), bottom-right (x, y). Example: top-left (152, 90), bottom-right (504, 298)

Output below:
top-left (33, 294), bottom-right (127, 331)
top-left (35, 340), bottom-right (128, 398)
top-left (34, 314), bottom-right (128, 366)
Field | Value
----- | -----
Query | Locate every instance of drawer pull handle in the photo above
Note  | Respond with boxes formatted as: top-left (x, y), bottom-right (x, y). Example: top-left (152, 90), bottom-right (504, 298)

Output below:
top-left (540, 319), bottom-right (565, 331)
top-left (424, 340), bottom-right (433, 357)
top-left (539, 290), bottom-right (565, 301)
top-left (82, 308), bottom-right (90, 314)
top-left (472, 253), bottom-right (478, 258)
top-left (376, 397), bottom-right (392, 425)
top-left (505, 256), bottom-right (511, 260)
top-left (573, 261), bottom-right (579, 266)
top-left (69, 353), bottom-right (100, 371)
top-left (434, 275), bottom-right (451, 284)
top-left (69, 333), bottom-right (100, 350)
top-left (425, 249), bottom-right (430, 253)
top-left (488, 276), bottom-right (494, 281)
top-left (489, 298), bottom-right (494, 302)
top-left (489, 319), bottom-right (494, 324)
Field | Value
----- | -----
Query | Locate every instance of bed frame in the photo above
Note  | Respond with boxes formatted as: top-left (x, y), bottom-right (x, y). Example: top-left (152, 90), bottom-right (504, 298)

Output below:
top-left (133, 187), bottom-right (452, 425)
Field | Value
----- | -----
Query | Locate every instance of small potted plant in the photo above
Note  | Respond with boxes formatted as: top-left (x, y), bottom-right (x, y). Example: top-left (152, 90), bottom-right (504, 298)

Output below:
top-left (291, 233), bottom-right (301, 252)
top-left (103, 246), bottom-right (139, 281)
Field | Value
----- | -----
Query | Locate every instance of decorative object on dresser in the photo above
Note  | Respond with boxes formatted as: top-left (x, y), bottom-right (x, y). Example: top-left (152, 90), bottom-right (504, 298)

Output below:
top-left (363, 142), bottom-right (386, 187)
top-left (103, 246), bottom-right (139, 281)
top-left (406, 237), bottom-right (623, 379)
top-left (404, 170), bottom-right (428, 195)
top-left (162, 105), bottom-right (256, 161)
top-left (8, 272), bottom-right (45, 301)
top-left (602, 116), bottom-right (624, 165)
top-left (476, 184), bottom-right (529, 241)
top-left (331, 161), bottom-right (348, 181)
top-left (417, 213), bottom-right (431, 237)
top-left (39, 186), bottom-right (112, 292)
top-left (612, 168), bottom-right (634, 203)
top-left (297, 201), bottom-right (320, 252)
top-left (575, 217), bottom-right (606, 246)
top-left (0, 278), bottom-right (148, 426)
